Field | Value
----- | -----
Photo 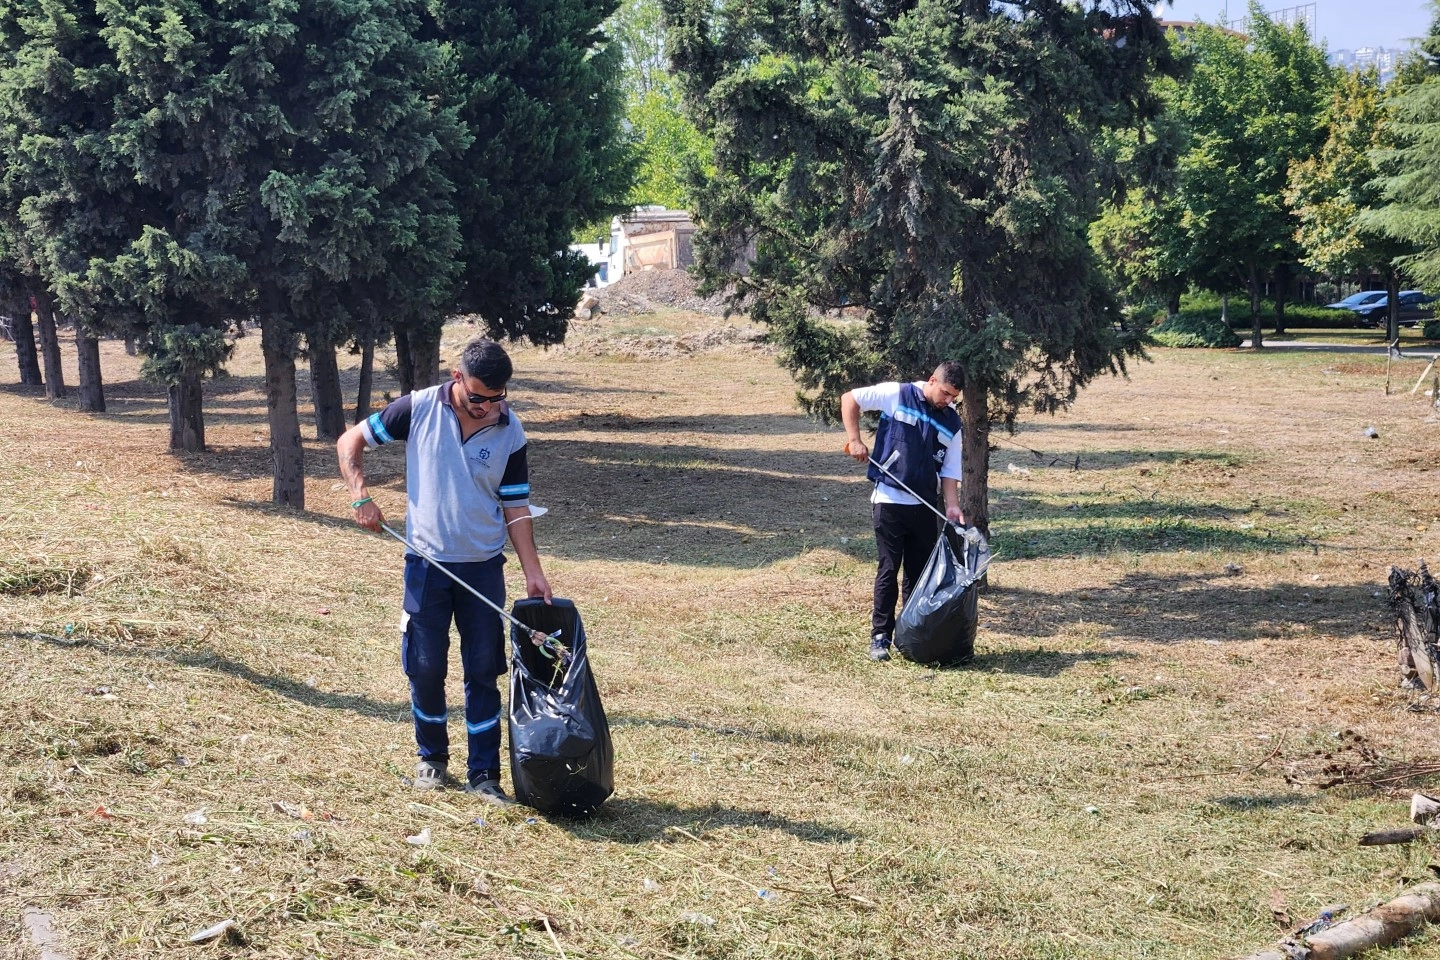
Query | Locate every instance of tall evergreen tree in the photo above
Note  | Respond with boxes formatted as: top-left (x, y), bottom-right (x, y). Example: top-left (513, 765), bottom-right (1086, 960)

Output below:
top-left (429, 0), bottom-right (631, 374)
top-left (99, 0), bottom-right (465, 506)
top-left (664, 0), bottom-right (1180, 532)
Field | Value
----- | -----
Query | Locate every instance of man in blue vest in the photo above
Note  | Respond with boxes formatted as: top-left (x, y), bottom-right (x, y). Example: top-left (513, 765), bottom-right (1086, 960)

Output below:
top-left (336, 337), bottom-right (551, 804)
top-left (840, 362), bottom-right (965, 661)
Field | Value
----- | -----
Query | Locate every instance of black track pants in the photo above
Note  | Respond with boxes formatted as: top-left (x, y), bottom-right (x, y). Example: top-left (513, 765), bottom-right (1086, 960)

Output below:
top-left (871, 502), bottom-right (941, 638)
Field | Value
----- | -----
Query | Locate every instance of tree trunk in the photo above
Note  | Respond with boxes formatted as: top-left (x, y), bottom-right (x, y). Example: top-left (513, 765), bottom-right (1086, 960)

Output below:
top-left (261, 316), bottom-right (306, 509)
top-left (167, 372), bottom-right (205, 452)
top-left (75, 329), bottom-right (105, 412)
top-left (1273, 263), bottom-right (1289, 336)
top-left (959, 378), bottom-right (992, 538)
top-left (354, 336), bottom-right (375, 423)
top-left (1387, 269), bottom-right (1402, 344)
top-left (33, 292), bottom-right (66, 398)
top-left (10, 305), bottom-right (42, 386)
top-left (1165, 290), bottom-right (1181, 318)
top-left (1248, 267), bottom-right (1264, 350)
top-left (307, 336), bottom-right (347, 440)
top-left (124, 336), bottom-right (137, 356)
top-left (393, 324), bottom-right (415, 395)
top-left (408, 322), bottom-right (442, 390)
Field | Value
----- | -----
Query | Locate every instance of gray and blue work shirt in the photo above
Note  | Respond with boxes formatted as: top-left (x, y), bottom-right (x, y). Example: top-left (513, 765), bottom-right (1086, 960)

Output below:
top-left (361, 383), bottom-right (531, 563)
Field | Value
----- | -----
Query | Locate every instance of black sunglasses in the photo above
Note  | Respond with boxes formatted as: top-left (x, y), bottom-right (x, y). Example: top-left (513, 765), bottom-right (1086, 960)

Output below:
top-left (465, 388), bottom-right (507, 405)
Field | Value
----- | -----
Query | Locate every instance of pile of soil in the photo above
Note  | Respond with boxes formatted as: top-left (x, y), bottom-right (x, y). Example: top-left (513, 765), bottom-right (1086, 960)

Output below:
top-left (589, 268), bottom-right (732, 318)
top-left (562, 324), bottom-right (768, 360)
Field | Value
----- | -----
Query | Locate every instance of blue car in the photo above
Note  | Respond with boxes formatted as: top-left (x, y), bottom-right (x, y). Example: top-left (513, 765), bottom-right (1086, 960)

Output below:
top-left (1325, 290), bottom-right (1388, 310)
top-left (1352, 291), bottom-right (1437, 328)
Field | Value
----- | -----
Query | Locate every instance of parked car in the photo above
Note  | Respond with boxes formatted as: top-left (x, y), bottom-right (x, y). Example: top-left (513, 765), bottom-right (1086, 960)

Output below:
top-left (1326, 290), bottom-right (1388, 310)
top-left (1351, 290), bottom-right (1437, 328)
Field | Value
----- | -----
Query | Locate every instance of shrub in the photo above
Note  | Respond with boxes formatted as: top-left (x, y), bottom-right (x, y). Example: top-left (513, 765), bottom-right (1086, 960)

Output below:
top-left (1149, 311), bottom-right (1242, 348)
top-left (1422, 319), bottom-right (1440, 340)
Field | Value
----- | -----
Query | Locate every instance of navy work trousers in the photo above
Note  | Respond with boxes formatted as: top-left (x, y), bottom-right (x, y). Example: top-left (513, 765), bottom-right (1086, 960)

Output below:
top-left (871, 502), bottom-right (940, 638)
top-left (401, 552), bottom-right (507, 783)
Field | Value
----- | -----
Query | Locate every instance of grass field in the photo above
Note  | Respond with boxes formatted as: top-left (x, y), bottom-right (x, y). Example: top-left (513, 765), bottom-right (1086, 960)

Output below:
top-left (3, 315), bottom-right (1440, 959)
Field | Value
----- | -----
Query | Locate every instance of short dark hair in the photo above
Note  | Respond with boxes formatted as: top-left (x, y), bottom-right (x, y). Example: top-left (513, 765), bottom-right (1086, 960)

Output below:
top-left (459, 338), bottom-right (513, 388)
top-left (934, 360), bottom-right (965, 391)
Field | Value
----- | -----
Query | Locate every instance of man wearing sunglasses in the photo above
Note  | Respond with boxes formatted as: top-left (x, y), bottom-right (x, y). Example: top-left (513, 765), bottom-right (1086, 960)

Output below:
top-left (839, 361), bottom-right (965, 662)
top-left (337, 337), bottom-right (551, 806)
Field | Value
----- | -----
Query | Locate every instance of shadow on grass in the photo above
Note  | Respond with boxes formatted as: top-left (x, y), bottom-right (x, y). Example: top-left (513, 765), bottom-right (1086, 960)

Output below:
top-left (24, 632), bottom-right (408, 722)
top-left (566, 796), bottom-right (856, 844)
top-left (991, 489), bottom-right (1308, 559)
top-left (962, 648), bottom-right (1137, 677)
top-left (984, 574), bottom-right (1378, 644)
top-left (1210, 793), bottom-right (1318, 811)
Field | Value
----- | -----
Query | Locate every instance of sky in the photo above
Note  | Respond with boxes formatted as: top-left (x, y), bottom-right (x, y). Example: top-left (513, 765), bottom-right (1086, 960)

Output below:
top-left (1157, 0), bottom-right (1433, 50)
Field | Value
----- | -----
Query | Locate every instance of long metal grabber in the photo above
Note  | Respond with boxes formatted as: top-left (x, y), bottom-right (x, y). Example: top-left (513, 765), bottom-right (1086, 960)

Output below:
top-left (380, 523), bottom-right (568, 662)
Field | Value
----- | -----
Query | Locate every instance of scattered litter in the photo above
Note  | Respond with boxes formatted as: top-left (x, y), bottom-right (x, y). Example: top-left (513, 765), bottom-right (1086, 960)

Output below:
top-left (679, 912), bottom-right (716, 927)
top-left (642, 878), bottom-right (661, 893)
top-left (1362, 426), bottom-right (1380, 439)
top-left (839, 536), bottom-right (850, 545)
top-left (900, 754), bottom-right (914, 765)
top-left (525, 817), bottom-right (538, 825)
top-left (419, 920), bottom-right (440, 935)
top-left (291, 829), bottom-right (312, 842)
top-left (1084, 806), bottom-right (1100, 815)
top-left (182, 808), bottom-right (208, 825)
top-left (188, 919), bottom-right (237, 944)
top-left (1006, 463), bottom-right (1032, 476)
top-left (303, 676), bottom-right (318, 688)
top-left (758, 888), bottom-right (776, 900)
top-left (91, 804), bottom-right (111, 819)
top-left (1224, 563), bottom-right (1244, 575)
top-left (472, 818), bottom-right (487, 827)
top-left (406, 827), bottom-right (432, 846)
top-left (272, 800), bottom-right (313, 821)
top-left (317, 607), bottom-right (330, 616)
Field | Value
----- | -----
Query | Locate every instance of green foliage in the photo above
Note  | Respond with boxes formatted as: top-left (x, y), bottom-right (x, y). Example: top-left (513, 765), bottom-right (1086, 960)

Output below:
top-left (1176, 292), bottom-right (1353, 329)
top-left (1170, 9), bottom-right (1333, 300)
top-left (627, 85), bottom-right (711, 210)
top-left (1149, 310), bottom-right (1242, 348)
top-left (1285, 68), bottom-right (1400, 280)
top-left (665, 0), bottom-right (1181, 432)
top-left (140, 325), bottom-right (233, 386)
top-left (1360, 3), bottom-right (1440, 291)
top-left (434, 0), bottom-right (633, 345)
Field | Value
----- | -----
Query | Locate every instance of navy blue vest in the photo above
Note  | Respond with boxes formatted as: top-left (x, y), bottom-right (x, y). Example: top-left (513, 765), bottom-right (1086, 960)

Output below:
top-left (866, 383), bottom-right (961, 502)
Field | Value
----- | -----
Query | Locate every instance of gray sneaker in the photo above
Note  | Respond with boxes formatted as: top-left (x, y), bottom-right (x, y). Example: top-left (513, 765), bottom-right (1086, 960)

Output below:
top-left (413, 760), bottom-right (447, 790)
top-left (868, 633), bottom-right (892, 662)
top-left (465, 777), bottom-right (517, 807)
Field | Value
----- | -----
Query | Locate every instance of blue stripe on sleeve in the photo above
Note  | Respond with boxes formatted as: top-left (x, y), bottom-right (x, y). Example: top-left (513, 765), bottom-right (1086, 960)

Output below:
top-left (498, 484), bottom-right (530, 498)
top-left (367, 412), bottom-right (394, 445)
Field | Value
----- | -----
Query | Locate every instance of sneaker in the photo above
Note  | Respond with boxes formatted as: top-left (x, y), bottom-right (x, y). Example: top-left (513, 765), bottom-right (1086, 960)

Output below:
top-left (868, 633), bottom-right (892, 662)
top-left (413, 760), bottom-right (447, 790)
top-left (465, 776), bottom-right (517, 807)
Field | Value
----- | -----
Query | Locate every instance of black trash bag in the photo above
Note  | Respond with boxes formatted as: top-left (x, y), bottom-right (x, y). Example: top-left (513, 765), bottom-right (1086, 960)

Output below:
top-left (507, 598), bottom-right (614, 817)
top-left (893, 525), bottom-right (988, 666)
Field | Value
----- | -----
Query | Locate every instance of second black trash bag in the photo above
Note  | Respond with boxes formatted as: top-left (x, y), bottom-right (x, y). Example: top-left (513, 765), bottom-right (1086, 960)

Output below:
top-left (893, 526), bottom-right (988, 665)
top-left (507, 598), bottom-right (614, 817)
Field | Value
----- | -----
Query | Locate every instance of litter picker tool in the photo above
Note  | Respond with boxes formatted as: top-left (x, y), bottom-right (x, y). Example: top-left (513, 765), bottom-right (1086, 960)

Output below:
top-left (380, 523), bottom-right (571, 665)
top-left (868, 449), bottom-right (985, 547)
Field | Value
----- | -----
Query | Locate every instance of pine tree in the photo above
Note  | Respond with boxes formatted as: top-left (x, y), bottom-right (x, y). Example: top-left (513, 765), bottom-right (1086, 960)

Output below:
top-left (430, 0), bottom-right (632, 368)
top-left (664, 0), bottom-right (1180, 531)
top-left (97, 0), bottom-right (465, 505)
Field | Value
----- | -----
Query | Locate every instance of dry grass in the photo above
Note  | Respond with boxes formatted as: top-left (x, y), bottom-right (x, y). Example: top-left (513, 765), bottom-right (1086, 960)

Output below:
top-left (2, 317), bottom-right (1440, 959)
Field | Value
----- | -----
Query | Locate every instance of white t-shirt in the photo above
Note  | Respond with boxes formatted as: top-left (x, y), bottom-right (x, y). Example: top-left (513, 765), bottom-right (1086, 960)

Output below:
top-left (851, 381), bottom-right (963, 506)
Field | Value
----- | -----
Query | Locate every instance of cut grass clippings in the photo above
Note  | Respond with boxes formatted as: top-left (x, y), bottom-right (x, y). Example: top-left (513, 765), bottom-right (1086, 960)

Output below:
top-left (1, 320), bottom-right (1439, 958)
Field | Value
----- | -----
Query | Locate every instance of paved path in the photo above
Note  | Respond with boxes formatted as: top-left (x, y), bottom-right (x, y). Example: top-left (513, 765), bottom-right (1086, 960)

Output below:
top-left (1237, 338), bottom-right (1440, 359)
